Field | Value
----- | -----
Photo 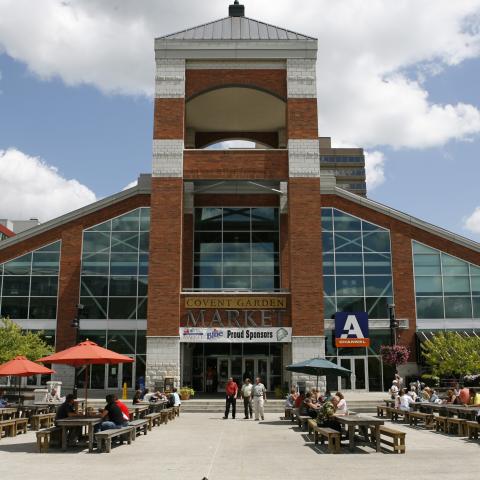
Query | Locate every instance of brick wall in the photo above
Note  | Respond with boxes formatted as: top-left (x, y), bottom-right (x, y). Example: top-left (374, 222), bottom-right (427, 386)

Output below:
top-left (287, 98), bottom-right (318, 139)
top-left (183, 149), bottom-right (288, 180)
top-left (182, 213), bottom-right (193, 290)
top-left (153, 98), bottom-right (185, 139)
top-left (186, 69), bottom-right (287, 100)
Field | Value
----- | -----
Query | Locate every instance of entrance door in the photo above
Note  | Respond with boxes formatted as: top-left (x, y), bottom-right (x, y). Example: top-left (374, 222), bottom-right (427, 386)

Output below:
top-left (217, 357), bottom-right (230, 392)
top-left (338, 357), bottom-right (367, 391)
top-left (243, 357), bottom-right (269, 389)
top-left (107, 356), bottom-right (134, 390)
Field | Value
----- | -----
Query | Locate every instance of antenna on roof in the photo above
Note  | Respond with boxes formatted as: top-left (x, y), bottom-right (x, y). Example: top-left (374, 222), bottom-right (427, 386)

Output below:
top-left (229, 0), bottom-right (245, 17)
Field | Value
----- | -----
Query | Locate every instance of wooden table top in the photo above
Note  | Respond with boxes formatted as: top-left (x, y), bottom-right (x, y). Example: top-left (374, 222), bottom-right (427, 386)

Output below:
top-left (55, 417), bottom-right (101, 426)
top-left (335, 414), bottom-right (384, 426)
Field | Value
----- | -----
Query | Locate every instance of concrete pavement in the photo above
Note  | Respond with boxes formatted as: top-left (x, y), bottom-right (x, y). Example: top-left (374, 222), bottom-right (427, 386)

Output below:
top-left (0, 413), bottom-right (477, 480)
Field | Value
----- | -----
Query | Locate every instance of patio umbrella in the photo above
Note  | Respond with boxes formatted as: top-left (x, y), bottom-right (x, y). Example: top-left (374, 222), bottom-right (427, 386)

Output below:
top-left (37, 340), bottom-right (133, 410)
top-left (0, 356), bottom-right (55, 404)
top-left (286, 357), bottom-right (351, 389)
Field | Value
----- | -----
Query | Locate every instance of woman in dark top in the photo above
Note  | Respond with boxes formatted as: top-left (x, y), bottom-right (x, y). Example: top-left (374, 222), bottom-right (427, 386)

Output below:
top-left (132, 389), bottom-right (142, 405)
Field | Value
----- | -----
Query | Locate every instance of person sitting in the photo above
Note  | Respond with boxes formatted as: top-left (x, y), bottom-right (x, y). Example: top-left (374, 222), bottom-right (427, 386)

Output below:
top-left (407, 385), bottom-right (418, 402)
top-left (0, 389), bottom-right (8, 408)
top-left (334, 391), bottom-right (347, 415)
top-left (55, 394), bottom-right (82, 446)
top-left (323, 389), bottom-right (333, 402)
top-left (301, 392), bottom-right (319, 418)
top-left (429, 389), bottom-right (440, 403)
top-left (171, 388), bottom-right (181, 407)
top-left (285, 388), bottom-right (298, 409)
top-left (389, 380), bottom-right (399, 399)
top-left (294, 391), bottom-right (305, 409)
top-left (469, 388), bottom-right (480, 407)
top-left (94, 394), bottom-right (129, 432)
top-left (421, 387), bottom-right (432, 401)
top-left (316, 398), bottom-right (341, 432)
top-left (457, 386), bottom-right (471, 405)
top-left (132, 389), bottom-right (142, 405)
top-left (443, 389), bottom-right (456, 404)
top-left (397, 388), bottom-right (414, 411)
top-left (114, 394), bottom-right (130, 422)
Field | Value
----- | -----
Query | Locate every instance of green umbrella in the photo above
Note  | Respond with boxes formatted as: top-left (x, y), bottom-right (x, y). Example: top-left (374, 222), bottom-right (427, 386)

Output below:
top-left (286, 357), bottom-right (351, 389)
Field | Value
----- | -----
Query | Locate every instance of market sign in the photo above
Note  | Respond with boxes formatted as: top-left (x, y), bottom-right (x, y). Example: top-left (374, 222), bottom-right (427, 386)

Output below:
top-left (185, 296), bottom-right (287, 309)
top-left (335, 312), bottom-right (370, 348)
top-left (179, 327), bottom-right (292, 343)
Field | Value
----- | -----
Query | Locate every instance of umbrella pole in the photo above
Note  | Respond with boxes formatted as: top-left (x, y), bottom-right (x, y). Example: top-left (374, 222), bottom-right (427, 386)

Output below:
top-left (84, 366), bottom-right (89, 414)
top-left (316, 375), bottom-right (319, 390)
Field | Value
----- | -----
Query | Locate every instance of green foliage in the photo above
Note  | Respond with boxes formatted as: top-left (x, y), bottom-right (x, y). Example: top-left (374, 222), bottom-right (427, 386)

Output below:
top-left (0, 317), bottom-right (53, 364)
top-left (421, 331), bottom-right (480, 377)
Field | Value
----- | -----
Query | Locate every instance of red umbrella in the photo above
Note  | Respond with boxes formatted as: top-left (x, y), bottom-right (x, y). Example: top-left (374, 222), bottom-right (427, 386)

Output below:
top-left (0, 356), bottom-right (55, 404)
top-left (37, 340), bottom-right (133, 409)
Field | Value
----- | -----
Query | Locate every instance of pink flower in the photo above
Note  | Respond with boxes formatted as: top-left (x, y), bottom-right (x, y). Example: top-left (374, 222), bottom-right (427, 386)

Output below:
top-left (380, 345), bottom-right (410, 366)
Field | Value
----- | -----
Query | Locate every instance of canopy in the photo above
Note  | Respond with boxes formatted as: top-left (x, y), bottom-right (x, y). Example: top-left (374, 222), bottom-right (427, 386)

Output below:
top-left (37, 340), bottom-right (134, 367)
top-left (0, 356), bottom-right (54, 377)
top-left (286, 357), bottom-right (351, 389)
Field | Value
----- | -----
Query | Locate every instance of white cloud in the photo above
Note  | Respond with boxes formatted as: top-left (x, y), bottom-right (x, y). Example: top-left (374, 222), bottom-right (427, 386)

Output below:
top-left (365, 151), bottom-right (386, 190)
top-left (0, 1), bottom-right (480, 149)
top-left (123, 180), bottom-right (138, 191)
top-left (0, 148), bottom-right (96, 222)
top-left (464, 207), bottom-right (480, 234)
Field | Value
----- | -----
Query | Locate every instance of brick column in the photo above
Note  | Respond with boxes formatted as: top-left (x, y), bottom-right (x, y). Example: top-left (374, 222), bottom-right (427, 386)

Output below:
top-left (146, 58), bottom-right (185, 390)
top-left (286, 58), bottom-right (324, 385)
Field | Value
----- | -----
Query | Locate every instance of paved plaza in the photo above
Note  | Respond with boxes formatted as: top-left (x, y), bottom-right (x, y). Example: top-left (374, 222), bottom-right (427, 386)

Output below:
top-left (0, 413), bottom-right (478, 480)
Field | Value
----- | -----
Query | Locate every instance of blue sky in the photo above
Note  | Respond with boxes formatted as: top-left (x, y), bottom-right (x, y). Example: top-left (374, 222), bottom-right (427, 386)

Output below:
top-left (0, 0), bottom-right (479, 241)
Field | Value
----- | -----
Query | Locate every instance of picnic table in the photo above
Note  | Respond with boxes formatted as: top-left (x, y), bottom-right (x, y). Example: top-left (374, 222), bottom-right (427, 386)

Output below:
top-left (335, 414), bottom-right (385, 452)
top-left (55, 417), bottom-right (101, 452)
top-left (0, 408), bottom-right (18, 420)
top-left (135, 400), bottom-right (167, 413)
top-left (413, 402), bottom-right (478, 420)
top-left (383, 399), bottom-right (395, 408)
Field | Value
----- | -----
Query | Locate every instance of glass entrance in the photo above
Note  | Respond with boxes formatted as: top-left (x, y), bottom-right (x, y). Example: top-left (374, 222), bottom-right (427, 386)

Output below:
top-left (214, 356), bottom-right (269, 392)
top-left (338, 357), bottom-right (367, 391)
top-left (243, 357), bottom-right (269, 386)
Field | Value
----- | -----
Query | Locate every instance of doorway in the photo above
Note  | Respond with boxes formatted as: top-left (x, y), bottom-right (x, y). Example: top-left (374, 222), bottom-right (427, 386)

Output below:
top-left (212, 356), bottom-right (269, 392)
top-left (338, 357), bottom-right (367, 391)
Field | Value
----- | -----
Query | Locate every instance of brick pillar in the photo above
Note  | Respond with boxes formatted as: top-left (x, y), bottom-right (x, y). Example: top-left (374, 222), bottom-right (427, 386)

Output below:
top-left (146, 58), bottom-right (185, 390)
top-left (286, 58), bottom-right (325, 376)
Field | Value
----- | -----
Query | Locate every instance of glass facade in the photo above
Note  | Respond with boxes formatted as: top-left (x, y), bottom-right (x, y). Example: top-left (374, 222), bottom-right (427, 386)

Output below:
top-left (322, 208), bottom-right (393, 320)
top-left (80, 208), bottom-right (150, 320)
top-left (413, 241), bottom-right (480, 319)
top-left (193, 207), bottom-right (280, 291)
top-left (0, 241), bottom-right (61, 320)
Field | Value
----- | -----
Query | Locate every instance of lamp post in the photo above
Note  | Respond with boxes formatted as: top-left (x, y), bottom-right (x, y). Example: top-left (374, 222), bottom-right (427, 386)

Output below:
top-left (71, 303), bottom-right (84, 398)
top-left (388, 303), bottom-right (398, 346)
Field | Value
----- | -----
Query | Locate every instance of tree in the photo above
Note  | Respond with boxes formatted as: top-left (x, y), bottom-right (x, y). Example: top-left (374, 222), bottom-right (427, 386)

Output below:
top-left (421, 331), bottom-right (480, 378)
top-left (0, 317), bottom-right (53, 364)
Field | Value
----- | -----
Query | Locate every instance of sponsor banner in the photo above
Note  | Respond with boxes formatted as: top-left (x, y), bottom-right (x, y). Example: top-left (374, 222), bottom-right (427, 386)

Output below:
top-left (335, 312), bottom-right (370, 348)
top-left (179, 327), bottom-right (292, 343)
top-left (184, 296), bottom-right (287, 309)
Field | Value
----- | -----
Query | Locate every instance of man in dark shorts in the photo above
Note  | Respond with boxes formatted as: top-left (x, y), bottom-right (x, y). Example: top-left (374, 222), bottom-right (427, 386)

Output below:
top-left (95, 394), bottom-right (129, 432)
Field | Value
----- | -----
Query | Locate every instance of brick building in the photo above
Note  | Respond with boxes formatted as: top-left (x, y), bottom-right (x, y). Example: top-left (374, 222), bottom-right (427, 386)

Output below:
top-left (0, 3), bottom-right (479, 395)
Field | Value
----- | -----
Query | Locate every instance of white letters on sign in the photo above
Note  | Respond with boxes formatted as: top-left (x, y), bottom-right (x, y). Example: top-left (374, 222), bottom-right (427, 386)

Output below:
top-left (340, 315), bottom-right (365, 339)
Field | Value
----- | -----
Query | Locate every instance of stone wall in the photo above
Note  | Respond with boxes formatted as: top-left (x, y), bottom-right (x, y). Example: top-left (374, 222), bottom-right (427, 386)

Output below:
top-left (146, 337), bottom-right (181, 390)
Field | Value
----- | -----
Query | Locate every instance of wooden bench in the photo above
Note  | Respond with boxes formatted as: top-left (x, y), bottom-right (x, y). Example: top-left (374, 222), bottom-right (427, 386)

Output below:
top-left (466, 421), bottom-right (480, 440)
top-left (173, 406), bottom-right (180, 417)
top-left (433, 416), bottom-right (448, 433)
top-left (390, 408), bottom-right (410, 423)
top-left (446, 417), bottom-right (467, 436)
top-left (284, 407), bottom-right (293, 420)
top-left (296, 415), bottom-right (311, 431)
top-left (14, 418), bottom-right (28, 435)
top-left (36, 426), bottom-right (61, 453)
top-left (379, 425), bottom-right (406, 454)
top-left (95, 426), bottom-right (135, 453)
top-left (129, 419), bottom-right (148, 437)
top-left (163, 408), bottom-right (175, 421)
top-left (145, 412), bottom-right (162, 431)
top-left (376, 405), bottom-right (391, 418)
top-left (314, 426), bottom-right (341, 453)
top-left (160, 410), bottom-right (170, 424)
top-left (307, 419), bottom-right (317, 435)
top-left (409, 412), bottom-right (434, 428)
top-left (0, 419), bottom-right (17, 439)
top-left (31, 413), bottom-right (55, 431)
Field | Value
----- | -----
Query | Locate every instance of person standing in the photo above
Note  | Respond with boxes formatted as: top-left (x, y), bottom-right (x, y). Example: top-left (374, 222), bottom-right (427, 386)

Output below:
top-left (223, 378), bottom-right (238, 419)
top-left (252, 377), bottom-right (267, 421)
top-left (241, 378), bottom-right (253, 419)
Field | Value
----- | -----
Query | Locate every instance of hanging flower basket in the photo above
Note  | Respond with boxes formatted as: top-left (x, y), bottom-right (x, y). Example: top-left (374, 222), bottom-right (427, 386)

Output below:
top-left (380, 345), bottom-right (410, 367)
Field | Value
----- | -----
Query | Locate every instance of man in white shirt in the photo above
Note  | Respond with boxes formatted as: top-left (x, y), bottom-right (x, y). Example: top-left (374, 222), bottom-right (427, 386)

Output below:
top-left (252, 377), bottom-right (267, 421)
top-left (241, 378), bottom-right (253, 419)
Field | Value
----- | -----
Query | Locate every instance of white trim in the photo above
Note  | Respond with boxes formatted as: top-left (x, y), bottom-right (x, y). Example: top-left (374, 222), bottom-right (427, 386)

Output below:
top-left (416, 318), bottom-right (480, 329)
top-left (79, 319), bottom-right (147, 330)
top-left (10, 319), bottom-right (56, 330)
top-left (186, 60), bottom-right (286, 70)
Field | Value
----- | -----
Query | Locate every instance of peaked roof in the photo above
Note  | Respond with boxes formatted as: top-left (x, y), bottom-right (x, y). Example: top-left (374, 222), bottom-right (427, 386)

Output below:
top-left (158, 16), bottom-right (316, 41)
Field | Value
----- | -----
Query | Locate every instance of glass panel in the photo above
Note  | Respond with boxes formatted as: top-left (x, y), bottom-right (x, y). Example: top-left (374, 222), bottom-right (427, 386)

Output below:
top-left (322, 253), bottom-right (334, 274)
top-left (252, 253), bottom-right (278, 276)
top-left (414, 254), bottom-right (441, 275)
top-left (324, 297), bottom-right (336, 319)
top-left (362, 220), bottom-right (386, 232)
top-left (36, 241), bottom-right (61, 253)
top-left (334, 210), bottom-right (361, 231)
top-left (195, 208), bottom-right (222, 231)
top-left (416, 297), bottom-right (444, 319)
top-left (135, 356), bottom-right (146, 390)
top-left (137, 297), bottom-right (148, 320)
top-left (79, 330), bottom-right (107, 346)
top-left (108, 331), bottom-right (136, 354)
top-left (444, 297), bottom-right (472, 318)
top-left (340, 359), bottom-right (352, 389)
top-left (109, 276), bottom-right (138, 296)
top-left (1, 297), bottom-right (29, 318)
top-left (251, 232), bottom-right (278, 252)
top-left (322, 232), bottom-right (334, 253)
top-left (90, 365), bottom-right (105, 389)
top-left (354, 358), bottom-right (366, 390)
top-left (415, 276), bottom-right (443, 296)
top-left (2, 276), bottom-right (30, 296)
top-left (363, 253), bottom-right (392, 274)
top-left (29, 298), bottom-right (57, 319)
top-left (111, 232), bottom-right (139, 253)
top-left (366, 297), bottom-right (391, 319)
top-left (223, 253), bottom-right (251, 275)
top-left (136, 331), bottom-right (147, 354)
top-left (194, 232), bottom-right (222, 253)
top-left (194, 276), bottom-right (221, 289)
top-left (112, 210), bottom-right (140, 231)
top-left (442, 254), bottom-right (469, 275)
top-left (223, 276), bottom-right (251, 289)
top-left (81, 276), bottom-right (109, 297)
top-left (139, 254), bottom-right (149, 276)
top-left (122, 361), bottom-right (133, 389)
top-left (252, 276), bottom-right (277, 290)
top-left (336, 276), bottom-right (364, 296)
top-left (223, 208), bottom-right (251, 231)
top-left (336, 297), bottom-right (365, 312)
top-left (473, 297), bottom-right (480, 318)
top-left (107, 364), bottom-right (120, 389)
top-left (472, 277), bottom-right (480, 296)
top-left (323, 276), bottom-right (335, 296)
top-left (30, 277), bottom-right (58, 296)
top-left (251, 208), bottom-right (278, 231)
top-left (362, 231), bottom-right (391, 252)
top-left (368, 356), bottom-right (383, 391)
top-left (223, 232), bottom-right (251, 253)
top-left (471, 265), bottom-right (480, 276)
top-left (80, 297), bottom-right (108, 319)
top-left (194, 253), bottom-right (222, 276)
top-left (82, 232), bottom-right (110, 253)
top-left (31, 252), bottom-right (59, 275)
top-left (140, 208), bottom-right (150, 231)
top-left (82, 253), bottom-right (109, 275)
top-left (139, 232), bottom-right (149, 252)
top-left (108, 298), bottom-right (137, 319)
top-left (110, 253), bottom-right (138, 276)
top-left (335, 253), bottom-right (363, 275)
top-left (138, 277), bottom-right (148, 296)
top-left (87, 220), bottom-right (111, 232)
top-left (334, 232), bottom-right (362, 252)
top-left (413, 242), bottom-right (437, 254)
top-left (321, 208), bottom-right (333, 231)
top-left (4, 254), bottom-right (31, 275)
top-left (443, 276), bottom-right (470, 296)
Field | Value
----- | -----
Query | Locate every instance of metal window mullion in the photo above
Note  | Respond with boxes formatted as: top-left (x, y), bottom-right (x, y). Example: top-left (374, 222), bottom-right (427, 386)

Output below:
top-left (439, 252), bottom-right (446, 319)
top-left (360, 219), bottom-right (366, 312)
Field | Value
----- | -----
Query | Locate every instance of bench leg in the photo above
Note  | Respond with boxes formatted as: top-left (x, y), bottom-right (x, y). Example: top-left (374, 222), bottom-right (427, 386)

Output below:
top-left (106, 438), bottom-right (111, 453)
